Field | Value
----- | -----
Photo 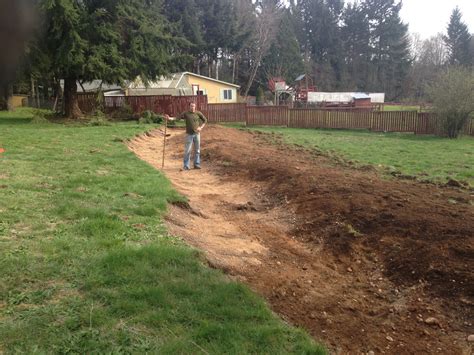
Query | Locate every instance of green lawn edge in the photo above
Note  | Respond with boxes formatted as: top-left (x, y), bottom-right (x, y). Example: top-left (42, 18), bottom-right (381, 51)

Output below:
top-left (0, 109), bottom-right (325, 354)
top-left (236, 125), bottom-right (473, 187)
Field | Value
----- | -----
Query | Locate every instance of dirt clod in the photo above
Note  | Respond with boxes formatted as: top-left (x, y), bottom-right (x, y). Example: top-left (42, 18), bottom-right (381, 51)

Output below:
top-left (424, 317), bottom-right (441, 327)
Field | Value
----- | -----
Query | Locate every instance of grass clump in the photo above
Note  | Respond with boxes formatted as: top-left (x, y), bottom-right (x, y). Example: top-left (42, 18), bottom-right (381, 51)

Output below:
top-left (138, 110), bottom-right (164, 124)
top-left (87, 110), bottom-right (112, 126)
top-left (0, 109), bottom-right (325, 354)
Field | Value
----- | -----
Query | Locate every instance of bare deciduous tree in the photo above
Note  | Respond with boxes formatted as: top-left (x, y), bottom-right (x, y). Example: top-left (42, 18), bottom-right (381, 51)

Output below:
top-left (242, 0), bottom-right (283, 98)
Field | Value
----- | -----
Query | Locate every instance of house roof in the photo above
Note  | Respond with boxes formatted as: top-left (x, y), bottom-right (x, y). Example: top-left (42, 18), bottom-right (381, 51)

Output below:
top-left (295, 74), bottom-right (306, 81)
top-left (352, 93), bottom-right (371, 100)
top-left (128, 74), bottom-right (182, 89)
top-left (128, 72), bottom-right (240, 89)
top-left (59, 80), bottom-right (122, 92)
top-left (178, 72), bottom-right (240, 88)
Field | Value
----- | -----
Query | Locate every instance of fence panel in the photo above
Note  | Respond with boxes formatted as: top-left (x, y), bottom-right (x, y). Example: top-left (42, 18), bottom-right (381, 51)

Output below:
top-left (289, 109), bottom-right (373, 130)
top-left (370, 111), bottom-right (418, 132)
top-left (246, 106), bottom-right (289, 126)
top-left (204, 103), bottom-right (247, 123)
top-left (77, 93), bottom-right (102, 114)
top-left (414, 113), bottom-right (474, 136)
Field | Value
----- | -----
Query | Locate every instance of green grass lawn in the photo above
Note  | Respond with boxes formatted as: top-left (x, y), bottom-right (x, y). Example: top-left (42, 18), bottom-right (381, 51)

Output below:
top-left (0, 109), bottom-right (324, 354)
top-left (245, 126), bottom-right (474, 186)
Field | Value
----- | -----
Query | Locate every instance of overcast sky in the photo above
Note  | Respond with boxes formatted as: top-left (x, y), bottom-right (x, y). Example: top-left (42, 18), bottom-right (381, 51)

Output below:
top-left (400, 0), bottom-right (474, 39)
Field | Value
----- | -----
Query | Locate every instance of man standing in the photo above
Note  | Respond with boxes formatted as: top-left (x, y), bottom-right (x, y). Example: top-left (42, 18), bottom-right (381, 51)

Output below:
top-left (165, 102), bottom-right (207, 170)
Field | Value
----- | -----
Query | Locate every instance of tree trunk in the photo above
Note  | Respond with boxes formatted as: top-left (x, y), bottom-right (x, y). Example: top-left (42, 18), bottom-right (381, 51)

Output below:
top-left (232, 55), bottom-right (237, 84)
top-left (208, 56), bottom-right (212, 78)
top-left (31, 76), bottom-right (36, 108)
top-left (0, 84), bottom-right (8, 110)
top-left (64, 77), bottom-right (82, 119)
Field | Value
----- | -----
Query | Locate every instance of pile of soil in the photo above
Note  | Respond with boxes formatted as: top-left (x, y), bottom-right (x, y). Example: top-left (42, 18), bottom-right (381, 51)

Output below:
top-left (130, 126), bottom-right (473, 354)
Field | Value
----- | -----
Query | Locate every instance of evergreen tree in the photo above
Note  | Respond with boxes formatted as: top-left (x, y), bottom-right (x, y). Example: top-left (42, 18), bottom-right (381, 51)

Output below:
top-left (443, 7), bottom-right (472, 66)
top-left (341, 2), bottom-right (371, 90)
top-left (360, 0), bottom-right (411, 99)
top-left (162, 0), bottom-right (204, 70)
top-left (294, 0), bottom-right (343, 90)
top-left (260, 9), bottom-right (304, 85)
top-left (225, 0), bottom-right (256, 84)
top-left (194, 0), bottom-right (234, 78)
top-left (34, 0), bottom-right (188, 118)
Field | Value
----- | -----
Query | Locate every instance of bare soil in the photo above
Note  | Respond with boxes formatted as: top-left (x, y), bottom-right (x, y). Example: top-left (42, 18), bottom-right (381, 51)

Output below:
top-left (128, 126), bottom-right (473, 354)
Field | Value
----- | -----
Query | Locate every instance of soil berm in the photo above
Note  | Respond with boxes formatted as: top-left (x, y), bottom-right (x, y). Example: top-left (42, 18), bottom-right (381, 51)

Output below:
top-left (129, 125), bottom-right (473, 354)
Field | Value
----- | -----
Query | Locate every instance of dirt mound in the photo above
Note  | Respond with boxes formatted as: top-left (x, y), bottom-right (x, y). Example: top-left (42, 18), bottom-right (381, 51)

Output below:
top-left (207, 128), bottom-right (473, 302)
top-left (130, 126), bottom-right (473, 354)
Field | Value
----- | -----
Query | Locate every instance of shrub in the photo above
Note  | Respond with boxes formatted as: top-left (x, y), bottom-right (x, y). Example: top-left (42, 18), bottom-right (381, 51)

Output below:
top-left (88, 110), bottom-right (111, 126)
top-left (138, 110), bottom-right (164, 124)
top-left (30, 109), bottom-right (53, 124)
top-left (109, 103), bottom-right (134, 120)
top-left (428, 67), bottom-right (474, 138)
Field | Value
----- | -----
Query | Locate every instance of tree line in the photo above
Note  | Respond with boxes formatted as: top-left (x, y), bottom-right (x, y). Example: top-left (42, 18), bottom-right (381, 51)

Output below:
top-left (4, 0), bottom-right (474, 117)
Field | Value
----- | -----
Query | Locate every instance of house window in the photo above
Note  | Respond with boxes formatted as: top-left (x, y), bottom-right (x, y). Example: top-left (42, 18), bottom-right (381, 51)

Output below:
top-left (192, 84), bottom-right (199, 95)
top-left (223, 89), bottom-right (233, 100)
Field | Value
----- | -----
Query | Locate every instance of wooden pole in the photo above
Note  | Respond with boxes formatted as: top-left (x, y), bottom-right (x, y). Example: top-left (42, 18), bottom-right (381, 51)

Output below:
top-left (161, 115), bottom-right (168, 169)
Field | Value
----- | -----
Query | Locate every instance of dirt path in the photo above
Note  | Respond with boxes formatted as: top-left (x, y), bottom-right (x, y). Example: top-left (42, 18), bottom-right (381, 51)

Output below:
top-left (128, 126), bottom-right (473, 354)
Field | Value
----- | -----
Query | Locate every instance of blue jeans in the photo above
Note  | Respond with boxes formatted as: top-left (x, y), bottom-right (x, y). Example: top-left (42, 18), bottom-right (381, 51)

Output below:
top-left (184, 133), bottom-right (200, 169)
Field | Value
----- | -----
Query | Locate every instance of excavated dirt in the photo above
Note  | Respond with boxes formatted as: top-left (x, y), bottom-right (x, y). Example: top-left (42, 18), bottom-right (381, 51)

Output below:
top-left (128, 126), bottom-right (473, 354)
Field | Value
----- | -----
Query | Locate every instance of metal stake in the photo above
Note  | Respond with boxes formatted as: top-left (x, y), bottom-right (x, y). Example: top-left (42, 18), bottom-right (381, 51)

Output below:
top-left (161, 115), bottom-right (168, 169)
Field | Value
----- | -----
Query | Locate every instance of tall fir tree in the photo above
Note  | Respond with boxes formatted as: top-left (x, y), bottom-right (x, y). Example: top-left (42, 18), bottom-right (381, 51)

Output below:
top-left (360, 0), bottom-right (411, 99)
top-left (341, 2), bottom-right (371, 90)
top-left (443, 7), bottom-right (472, 66)
top-left (293, 0), bottom-right (343, 90)
top-left (162, 0), bottom-right (204, 70)
top-left (194, 0), bottom-right (234, 78)
top-left (34, 0), bottom-right (188, 118)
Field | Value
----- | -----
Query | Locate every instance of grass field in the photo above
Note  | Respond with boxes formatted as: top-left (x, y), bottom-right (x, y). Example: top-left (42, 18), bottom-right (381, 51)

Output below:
top-left (0, 109), bottom-right (324, 354)
top-left (246, 126), bottom-right (474, 186)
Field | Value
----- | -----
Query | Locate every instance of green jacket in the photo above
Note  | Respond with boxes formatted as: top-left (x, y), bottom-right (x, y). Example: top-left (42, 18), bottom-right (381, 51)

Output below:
top-left (177, 111), bottom-right (208, 135)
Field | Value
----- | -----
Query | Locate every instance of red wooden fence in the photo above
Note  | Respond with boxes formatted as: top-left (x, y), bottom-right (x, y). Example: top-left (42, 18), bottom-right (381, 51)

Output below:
top-left (289, 109), bottom-right (374, 129)
top-left (246, 106), bottom-right (289, 126)
top-left (370, 111), bottom-right (419, 132)
top-left (77, 93), bottom-right (100, 113)
top-left (204, 103), bottom-right (246, 123)
top-left (78, 94), bottom-right (474, 137)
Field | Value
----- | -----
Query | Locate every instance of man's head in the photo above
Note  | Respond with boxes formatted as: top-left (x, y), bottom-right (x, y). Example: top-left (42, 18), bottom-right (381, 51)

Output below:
top-left (189, 102), bottom-right (196, 113)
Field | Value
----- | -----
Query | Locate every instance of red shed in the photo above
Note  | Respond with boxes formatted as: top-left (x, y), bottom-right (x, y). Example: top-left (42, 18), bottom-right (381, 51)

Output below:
top-left (352, 93), bottom-right (372, 107)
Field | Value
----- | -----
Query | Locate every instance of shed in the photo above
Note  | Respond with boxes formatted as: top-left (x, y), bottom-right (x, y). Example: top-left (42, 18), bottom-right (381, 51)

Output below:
top-left (8, 94), bottom-right (28, 109)
top-left (351, 93), bottom-right (372, 107)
